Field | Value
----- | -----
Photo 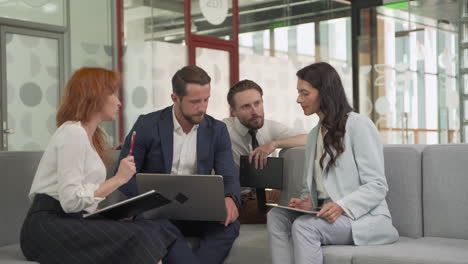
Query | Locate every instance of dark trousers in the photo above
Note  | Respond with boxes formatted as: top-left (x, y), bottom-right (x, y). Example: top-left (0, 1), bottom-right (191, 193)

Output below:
top-left (161, 219), bottom-right (240, 264)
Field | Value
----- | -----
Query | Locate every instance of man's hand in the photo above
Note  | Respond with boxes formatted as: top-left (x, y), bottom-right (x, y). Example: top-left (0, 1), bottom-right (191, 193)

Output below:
top-left (289, 195), bottom-right (313, 211)
top-left (317, 202), bottom-right (344, 223)
top-left (248, 141), bottom-right (277, 169)
top-left (223, 197), bottom-right (239, 226)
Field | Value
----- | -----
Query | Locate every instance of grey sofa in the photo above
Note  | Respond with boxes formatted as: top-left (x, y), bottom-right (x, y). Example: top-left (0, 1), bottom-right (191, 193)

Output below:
top-left (2, 144), bottom-right (468, 263)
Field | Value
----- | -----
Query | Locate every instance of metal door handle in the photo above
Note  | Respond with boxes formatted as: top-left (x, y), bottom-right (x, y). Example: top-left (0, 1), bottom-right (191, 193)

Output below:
top-left (3, 128), bottom-right (14, 134)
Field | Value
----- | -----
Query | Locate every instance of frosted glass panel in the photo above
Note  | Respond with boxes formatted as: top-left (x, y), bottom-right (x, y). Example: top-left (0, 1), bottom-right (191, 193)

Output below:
top-left (239, 52), bottom-right (316, 133)
top-left (196, 47), bottom-right (230, 120)
top-left (123, 41), bottom-right (187, 135)
top-left (6, 33), bottom-right (59, 151)
top-left (70, 0), bottom-right (113, 71)
top-left (0, 0), bottom-right (65, 26)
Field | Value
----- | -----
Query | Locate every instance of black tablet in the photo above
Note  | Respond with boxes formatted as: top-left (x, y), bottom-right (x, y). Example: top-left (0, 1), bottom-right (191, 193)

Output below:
top-left (239, 155), bottom-right (283, 189)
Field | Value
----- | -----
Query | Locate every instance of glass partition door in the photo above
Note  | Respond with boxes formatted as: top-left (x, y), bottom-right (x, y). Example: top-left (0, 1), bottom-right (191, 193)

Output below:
top-left (0, 26), bottom-right (64, 151)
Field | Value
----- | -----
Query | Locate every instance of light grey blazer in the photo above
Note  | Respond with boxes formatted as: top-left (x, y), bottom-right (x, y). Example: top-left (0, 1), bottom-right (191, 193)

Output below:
top-left (300, 112), bottom-right (399, 245)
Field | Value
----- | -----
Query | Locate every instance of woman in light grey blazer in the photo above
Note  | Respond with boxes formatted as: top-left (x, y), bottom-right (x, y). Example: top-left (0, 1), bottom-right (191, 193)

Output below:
top-left (267, 62), bottom-right (399, 264)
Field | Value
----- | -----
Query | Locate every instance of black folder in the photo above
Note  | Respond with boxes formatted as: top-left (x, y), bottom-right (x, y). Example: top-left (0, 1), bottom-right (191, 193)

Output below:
top-left (83, 190), bottom-right (171, 220)
top-left (239, 155), bottom-right (283, 189)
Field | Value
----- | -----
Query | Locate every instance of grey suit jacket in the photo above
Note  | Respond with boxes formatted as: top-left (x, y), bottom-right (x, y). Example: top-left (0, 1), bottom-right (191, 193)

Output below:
top-left (300, 112), bottom-right (399, 245)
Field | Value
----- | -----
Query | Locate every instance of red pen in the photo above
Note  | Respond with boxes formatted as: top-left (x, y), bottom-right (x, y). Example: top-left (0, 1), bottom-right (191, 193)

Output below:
top-left (128, 131), bottom-right (136, 156)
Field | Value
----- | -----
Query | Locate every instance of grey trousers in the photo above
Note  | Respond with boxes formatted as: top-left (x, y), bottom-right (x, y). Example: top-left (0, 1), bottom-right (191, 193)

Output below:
top-left (267, 207), bottom-right (354, 264)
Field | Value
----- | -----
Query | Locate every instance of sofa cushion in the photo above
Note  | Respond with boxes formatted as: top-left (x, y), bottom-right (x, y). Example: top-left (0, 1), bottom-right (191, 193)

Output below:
top-left (352, 237), bottom-right (468, 264)
top-left (0, 152), bottom-right (42, 246)
top-left (224, 224), bottom-right (270, 264)
top-left (383, 144), bottom-right (425, 238)
top-left (423, 144), bottom-right (468, 239)
top-left (0, 244), bottom-right (37, 264)
top-left (279, 145), bottom-right (425, 238)
top-left (322, 245), bottom-right (356, 264)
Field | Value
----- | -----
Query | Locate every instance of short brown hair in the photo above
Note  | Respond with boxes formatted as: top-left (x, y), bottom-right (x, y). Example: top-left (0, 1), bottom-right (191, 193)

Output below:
top-left (227, 79), bottom-right (263, 108)
top-left (172, 65), bottom-right (211, 97)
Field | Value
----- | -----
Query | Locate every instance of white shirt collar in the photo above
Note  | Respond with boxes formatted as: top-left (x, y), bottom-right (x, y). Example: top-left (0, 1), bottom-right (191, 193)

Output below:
top-left (172, 106), bottom-right (198, 135)
top-left (233, 117), bottom-right (251, 137)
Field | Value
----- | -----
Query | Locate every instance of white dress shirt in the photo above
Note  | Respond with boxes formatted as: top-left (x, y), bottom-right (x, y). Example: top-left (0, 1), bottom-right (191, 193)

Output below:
top-left (29, 121), bottom-right (105, 213)
top-left (223, 116), bottom-right (302, 169)
top-left (171, 107), bottom-right (198, 175)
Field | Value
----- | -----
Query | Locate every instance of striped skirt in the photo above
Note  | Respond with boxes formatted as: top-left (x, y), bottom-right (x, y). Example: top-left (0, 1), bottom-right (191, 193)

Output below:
top-left (20, 194), bottom-right (177, 264)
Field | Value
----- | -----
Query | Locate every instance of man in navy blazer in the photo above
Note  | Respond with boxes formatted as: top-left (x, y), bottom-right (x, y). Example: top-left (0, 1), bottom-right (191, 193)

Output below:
top-left (117, 65), bottom-right (240, 264)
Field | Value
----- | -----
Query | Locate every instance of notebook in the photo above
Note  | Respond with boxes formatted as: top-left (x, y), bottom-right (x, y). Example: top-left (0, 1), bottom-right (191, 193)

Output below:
top-left (83, 190), bottom-right (171, 220)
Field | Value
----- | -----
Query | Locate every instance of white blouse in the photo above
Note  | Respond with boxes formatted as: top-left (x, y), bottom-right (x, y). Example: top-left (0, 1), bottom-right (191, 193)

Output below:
top-left (29, 121), bottom-right (106, 213)
top-left (314, 128), bottom-right (330, 199)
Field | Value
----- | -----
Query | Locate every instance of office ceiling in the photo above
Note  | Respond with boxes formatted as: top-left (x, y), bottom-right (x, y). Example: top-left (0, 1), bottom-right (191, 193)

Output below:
top-left (407, 0), bottom-right (459, 24)
top-left (123, 0), bottom-right (460, 41)
top-left (124, 0), bottom-right (351, 41)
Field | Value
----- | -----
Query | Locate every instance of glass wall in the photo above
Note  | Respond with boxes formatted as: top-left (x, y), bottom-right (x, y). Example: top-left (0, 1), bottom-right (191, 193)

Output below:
top-left (0, 0), bottom-right (66, 26)
top-left (69, 0), bottom-right (116, 144)
top-left (236, 0), bottom-right (351, 133)
top-left (0, 0), bottom-right (116, 150)
top-left (121, 0), bottom-right (466, 145)
top-left (357, 1), bottom-right (460, 144)
top-left (123, 0), bottom-right (186, 134)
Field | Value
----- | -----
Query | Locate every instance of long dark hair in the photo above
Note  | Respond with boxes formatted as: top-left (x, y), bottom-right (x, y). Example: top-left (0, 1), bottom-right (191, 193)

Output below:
top-left (297, 62), bottom-right (352, 171)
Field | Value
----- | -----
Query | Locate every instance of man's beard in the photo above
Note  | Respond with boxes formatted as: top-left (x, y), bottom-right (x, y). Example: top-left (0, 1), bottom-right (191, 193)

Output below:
top-left (180, 106), bottom-right (205, 125)
top-left (242, 114), bottom-right (264, 130)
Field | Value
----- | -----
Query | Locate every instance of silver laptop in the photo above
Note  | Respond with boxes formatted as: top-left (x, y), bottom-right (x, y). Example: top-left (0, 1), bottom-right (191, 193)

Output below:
top-left (136, 173), bottom-right (226, 221)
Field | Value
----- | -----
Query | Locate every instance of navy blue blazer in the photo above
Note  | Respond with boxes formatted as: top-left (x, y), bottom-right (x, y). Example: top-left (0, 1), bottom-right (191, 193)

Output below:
top-left (118, 106), bottom-right (240, 201)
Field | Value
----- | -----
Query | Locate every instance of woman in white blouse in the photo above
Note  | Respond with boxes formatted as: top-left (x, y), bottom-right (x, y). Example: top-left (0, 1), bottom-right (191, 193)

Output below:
top-left (267, 62), bottom-right (399, 264)
top-left (20, 67), bottom-right (176, 264)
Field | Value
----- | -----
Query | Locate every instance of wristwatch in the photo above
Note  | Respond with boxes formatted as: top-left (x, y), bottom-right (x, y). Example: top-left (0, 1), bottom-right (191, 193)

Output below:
top-left (225, 193), bottom-right (241, 209)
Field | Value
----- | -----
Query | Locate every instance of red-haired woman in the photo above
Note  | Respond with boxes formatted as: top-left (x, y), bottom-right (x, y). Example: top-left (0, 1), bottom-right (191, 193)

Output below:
top-left (20, 68), bottom-right (176, 264)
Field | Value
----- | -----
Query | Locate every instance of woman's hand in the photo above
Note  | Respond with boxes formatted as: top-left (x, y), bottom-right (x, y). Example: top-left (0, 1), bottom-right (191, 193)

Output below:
top-left (115, 156), bottom-right (136, 184)
top-left (289, 195), bottom-right (313, 211)
top-left (317, 202), bottom-right (344, 223)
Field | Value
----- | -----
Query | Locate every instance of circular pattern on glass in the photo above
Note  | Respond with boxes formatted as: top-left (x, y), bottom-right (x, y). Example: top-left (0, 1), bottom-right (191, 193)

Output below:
top-left (375, 97), bottom-right (390, 115)
top-left (81, 43), bottom-right (100, 55)
top-left (104, 45), bottom-right (114, 57)
top-left (132, 86), bottom-right (148, 108)
top-left (20, 82), bottom-right (43, 107)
